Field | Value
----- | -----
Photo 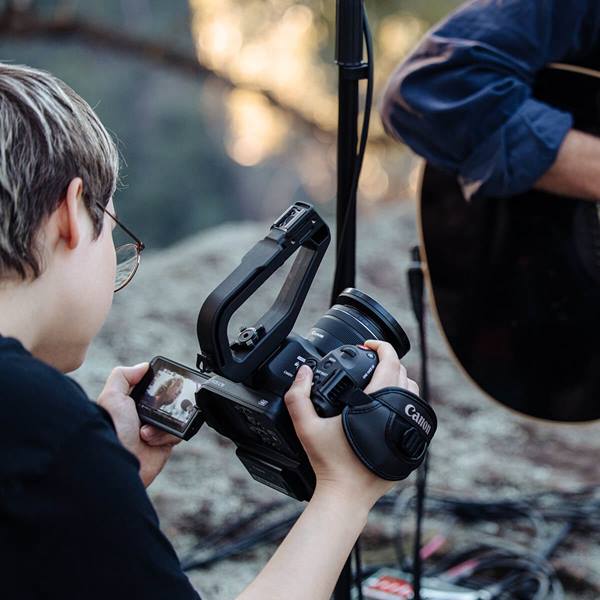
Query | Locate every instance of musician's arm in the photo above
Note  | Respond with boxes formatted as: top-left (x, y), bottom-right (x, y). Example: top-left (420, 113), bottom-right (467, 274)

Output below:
top-left (535, 129), bottom-right (600, 201)
top-left (381, 0), bottom-right (600, 200)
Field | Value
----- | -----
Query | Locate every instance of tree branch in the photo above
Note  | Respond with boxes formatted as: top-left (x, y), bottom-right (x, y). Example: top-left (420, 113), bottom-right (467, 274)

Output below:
top-left (0, 6), bottom-right (391, 147)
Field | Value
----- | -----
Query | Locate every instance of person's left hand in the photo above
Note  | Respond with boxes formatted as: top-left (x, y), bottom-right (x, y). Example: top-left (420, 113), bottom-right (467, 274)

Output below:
top-left (97, 363), bottom-right (181, 487)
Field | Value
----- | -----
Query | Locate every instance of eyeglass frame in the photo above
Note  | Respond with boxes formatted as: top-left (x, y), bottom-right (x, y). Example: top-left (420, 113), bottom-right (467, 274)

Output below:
top-left (96, 201), bottom-right (145, 292)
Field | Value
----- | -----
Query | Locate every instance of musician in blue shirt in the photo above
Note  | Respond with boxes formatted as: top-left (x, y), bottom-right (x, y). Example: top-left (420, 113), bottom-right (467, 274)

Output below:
top-left (381, 0), bottom-right (600, 202)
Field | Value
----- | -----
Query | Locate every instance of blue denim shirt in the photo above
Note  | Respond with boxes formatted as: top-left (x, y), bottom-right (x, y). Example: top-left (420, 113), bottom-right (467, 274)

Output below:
top-left (380, 0), bottom-right (600, 199)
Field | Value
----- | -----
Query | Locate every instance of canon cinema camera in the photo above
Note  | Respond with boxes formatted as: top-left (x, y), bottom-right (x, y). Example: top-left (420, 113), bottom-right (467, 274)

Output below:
top-left (132, 203), bottom-right (437, 501)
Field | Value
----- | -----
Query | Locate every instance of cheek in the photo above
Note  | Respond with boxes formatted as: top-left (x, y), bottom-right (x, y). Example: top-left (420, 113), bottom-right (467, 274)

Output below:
top-left (95, 228), bottom-right (116, 300)
top-left (106, 235), bottom-right (117, 282)
top-left (68, 228), bottom-right (115, 346)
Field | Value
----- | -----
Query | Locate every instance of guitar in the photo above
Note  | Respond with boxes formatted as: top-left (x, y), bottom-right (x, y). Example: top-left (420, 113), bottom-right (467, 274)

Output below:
top-left (419, 64), bottom-right (600, 423)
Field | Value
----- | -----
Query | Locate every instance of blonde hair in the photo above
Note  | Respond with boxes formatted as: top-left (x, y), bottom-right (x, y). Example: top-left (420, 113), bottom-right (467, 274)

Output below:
top-left (0, 62), bottom-right (119, 279)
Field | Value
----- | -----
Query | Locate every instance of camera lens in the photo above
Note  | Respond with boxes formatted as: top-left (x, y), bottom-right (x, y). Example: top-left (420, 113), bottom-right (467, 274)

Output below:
top-left (306, 288), bottom-right (410, 358)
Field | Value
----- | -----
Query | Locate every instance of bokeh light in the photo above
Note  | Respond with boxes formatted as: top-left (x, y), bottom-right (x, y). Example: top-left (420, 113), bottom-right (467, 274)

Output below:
top-left (189, 0), bottom-right (430, 207)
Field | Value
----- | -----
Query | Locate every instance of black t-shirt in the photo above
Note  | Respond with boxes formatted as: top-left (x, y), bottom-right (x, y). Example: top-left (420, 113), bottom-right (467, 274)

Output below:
top-left (0, 335), bottom-right (200, 599)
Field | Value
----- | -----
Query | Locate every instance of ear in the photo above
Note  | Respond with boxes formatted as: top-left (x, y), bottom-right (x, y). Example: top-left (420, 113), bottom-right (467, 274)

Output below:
top-left (56, 177), bottom-right (84, 250)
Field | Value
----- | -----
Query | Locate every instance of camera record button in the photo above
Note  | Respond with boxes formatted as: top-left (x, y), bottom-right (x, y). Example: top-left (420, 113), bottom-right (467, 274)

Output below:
top-left (305, 358), bottom-right (318, 370)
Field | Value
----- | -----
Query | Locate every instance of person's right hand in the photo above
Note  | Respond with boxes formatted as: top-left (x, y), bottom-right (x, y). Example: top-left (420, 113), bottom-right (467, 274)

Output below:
top-left (284, 340), bottom-right (419, 509)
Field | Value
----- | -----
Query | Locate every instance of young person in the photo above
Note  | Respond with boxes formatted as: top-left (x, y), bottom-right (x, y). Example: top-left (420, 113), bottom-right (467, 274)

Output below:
top-left (0, 62), bottom-right (419, 599)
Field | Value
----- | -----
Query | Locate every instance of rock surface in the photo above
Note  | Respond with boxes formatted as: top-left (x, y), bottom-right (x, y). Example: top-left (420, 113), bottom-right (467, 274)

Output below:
top-left (73, 201), bottom-right (600, 599)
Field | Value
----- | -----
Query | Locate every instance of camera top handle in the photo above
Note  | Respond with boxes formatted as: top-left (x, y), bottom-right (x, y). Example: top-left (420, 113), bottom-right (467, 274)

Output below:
top-left (196, 202), bottom-right (330, 382)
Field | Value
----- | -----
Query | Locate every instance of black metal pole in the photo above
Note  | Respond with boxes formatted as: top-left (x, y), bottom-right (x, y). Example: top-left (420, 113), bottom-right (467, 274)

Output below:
top-left (332, 5), bottom-right (367, 598)
top-left (408, 246), bottom-right (429, 600)
top-left (331, 0), bottom-right (364, 302)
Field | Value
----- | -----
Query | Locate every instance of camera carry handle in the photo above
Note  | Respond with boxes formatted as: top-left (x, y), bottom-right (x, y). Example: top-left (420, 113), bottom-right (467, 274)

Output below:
top-left (196, 202), bottom-right (330, 382)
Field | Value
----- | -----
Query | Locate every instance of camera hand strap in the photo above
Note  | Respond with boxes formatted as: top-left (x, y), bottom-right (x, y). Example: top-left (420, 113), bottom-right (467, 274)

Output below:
top-left (341, 387), bottom-right (437, 481)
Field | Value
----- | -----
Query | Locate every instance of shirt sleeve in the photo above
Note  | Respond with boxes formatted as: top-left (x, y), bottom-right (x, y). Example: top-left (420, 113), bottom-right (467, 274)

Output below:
top-left (30, 414), bottom-right (202, 600)
top-left (380, 0), bottom-right (600, 199)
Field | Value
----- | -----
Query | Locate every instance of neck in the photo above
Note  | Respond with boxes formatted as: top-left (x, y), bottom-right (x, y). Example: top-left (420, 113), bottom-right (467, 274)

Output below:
top-left (0, 275), bottom-right (89, 373)
top-left (0, 274), bottom-right (74, 371)
top-left (0, 279), bottom-right (43, 352)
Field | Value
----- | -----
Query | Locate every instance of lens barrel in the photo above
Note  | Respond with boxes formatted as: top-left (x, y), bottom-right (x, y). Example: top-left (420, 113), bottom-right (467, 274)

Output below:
top-left (306, 288), bottom-right (410, 357)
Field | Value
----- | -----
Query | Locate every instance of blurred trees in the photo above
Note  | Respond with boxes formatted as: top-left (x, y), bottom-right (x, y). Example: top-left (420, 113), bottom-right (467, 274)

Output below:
top-left (0, 0), bottom-right (462, 248)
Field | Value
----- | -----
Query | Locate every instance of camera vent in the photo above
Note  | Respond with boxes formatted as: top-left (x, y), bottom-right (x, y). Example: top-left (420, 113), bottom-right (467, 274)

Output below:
top-left (328, 375), bottom-right (353, 404)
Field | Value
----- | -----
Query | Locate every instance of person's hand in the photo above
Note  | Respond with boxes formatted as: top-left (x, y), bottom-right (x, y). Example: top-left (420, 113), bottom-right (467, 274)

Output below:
top-left (362, 340), bottom-right (419, 396)
top-left (97, 363), bottom-right (182, 487)
top-left (284, 340), bottom-right (419, 510)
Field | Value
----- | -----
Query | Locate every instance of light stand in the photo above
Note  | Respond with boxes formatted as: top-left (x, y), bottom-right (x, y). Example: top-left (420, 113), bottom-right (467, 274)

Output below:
top-left (331, 2), bottom-right (370, 599)
top-left (330, 0), bottom-right (369, 303)
top-left (408, 246), bottom-right (429, 600)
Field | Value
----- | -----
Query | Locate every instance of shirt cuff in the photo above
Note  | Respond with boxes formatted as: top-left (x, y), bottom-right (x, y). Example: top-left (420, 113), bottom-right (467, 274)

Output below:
top-left (458, 97), bottom-right (573, 200)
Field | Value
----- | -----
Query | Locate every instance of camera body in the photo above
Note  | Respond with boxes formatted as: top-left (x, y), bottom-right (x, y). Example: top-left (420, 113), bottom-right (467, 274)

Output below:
top-left (133, 203), bottom-right (432, 501)
top-left (194, 203), bottom-right (411, 500)
top-left (197, 338), bottom-right (385, 500)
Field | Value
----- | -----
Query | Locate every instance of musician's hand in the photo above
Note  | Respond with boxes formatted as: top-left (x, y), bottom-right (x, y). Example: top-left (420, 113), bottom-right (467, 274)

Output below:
top-left (536, 129), bottom-right (600, 202)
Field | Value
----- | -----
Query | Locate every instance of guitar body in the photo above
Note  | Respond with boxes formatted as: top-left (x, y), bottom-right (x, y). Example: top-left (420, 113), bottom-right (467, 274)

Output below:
top-left (419, 65), bottom-right (600, 422)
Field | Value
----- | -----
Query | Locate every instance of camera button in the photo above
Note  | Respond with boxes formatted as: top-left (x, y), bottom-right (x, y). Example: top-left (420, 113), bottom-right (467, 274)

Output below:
top-left (341, 347), bottom-right (357, 358)
top-left (305, 358), bottom-right (318, 370)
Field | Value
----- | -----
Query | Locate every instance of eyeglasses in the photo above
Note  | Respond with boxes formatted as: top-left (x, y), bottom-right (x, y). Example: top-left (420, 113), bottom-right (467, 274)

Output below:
top-left (96, 202), bottom-right (145, 292)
